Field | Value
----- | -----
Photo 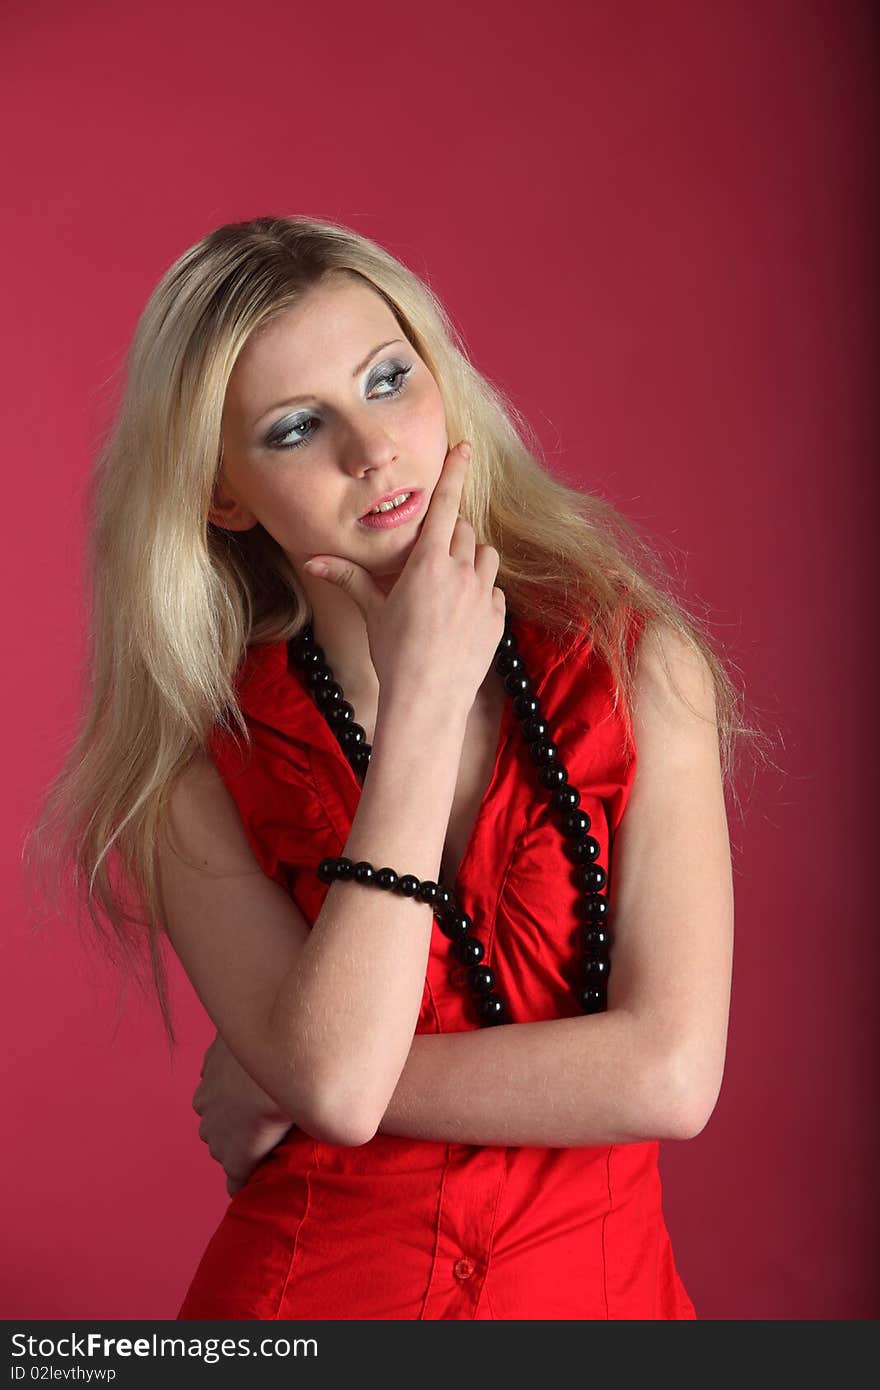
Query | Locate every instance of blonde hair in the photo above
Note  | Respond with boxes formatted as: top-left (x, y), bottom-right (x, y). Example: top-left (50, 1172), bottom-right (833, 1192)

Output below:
top-left (20, 214), bottom-right (778, 1052)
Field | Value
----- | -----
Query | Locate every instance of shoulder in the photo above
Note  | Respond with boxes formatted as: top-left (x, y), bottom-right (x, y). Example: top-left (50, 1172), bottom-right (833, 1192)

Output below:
top-left (630, 616), bottom-right (718, 741)
top-left (168, 747), bottom-right (227, 808)
top-left (161, 749), bottom-right (258, 875)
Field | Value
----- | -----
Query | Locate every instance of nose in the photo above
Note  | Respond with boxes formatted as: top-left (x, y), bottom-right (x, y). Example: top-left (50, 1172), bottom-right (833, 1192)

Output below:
top-left (341, 421), bottom-right (399, 476)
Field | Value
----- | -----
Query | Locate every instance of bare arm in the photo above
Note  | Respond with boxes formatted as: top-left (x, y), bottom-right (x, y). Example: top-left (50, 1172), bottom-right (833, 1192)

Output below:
top-left (372, 617), bottom-right (735, 1145)
top-left (196, 616), bottom-right (733, 1159)
top-left (161, 695), bottom-right (469, 1149)
top-left (267, 695), bottom-right (470, 1141)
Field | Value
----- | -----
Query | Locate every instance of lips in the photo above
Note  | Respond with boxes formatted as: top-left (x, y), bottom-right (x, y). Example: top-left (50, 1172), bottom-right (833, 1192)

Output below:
top-left (356, 490), bottom-right (426, 529)
top-left (359, 487), bottom-right (417, 518)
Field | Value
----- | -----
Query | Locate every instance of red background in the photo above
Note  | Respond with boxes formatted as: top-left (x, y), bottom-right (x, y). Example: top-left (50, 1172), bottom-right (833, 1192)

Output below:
top-left (4, 0), bottom-right (877, 1320)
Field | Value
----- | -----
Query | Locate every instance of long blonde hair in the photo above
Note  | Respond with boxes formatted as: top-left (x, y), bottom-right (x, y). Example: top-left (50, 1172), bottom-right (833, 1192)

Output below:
top-left (20, 214), bottom-right (778, 1051)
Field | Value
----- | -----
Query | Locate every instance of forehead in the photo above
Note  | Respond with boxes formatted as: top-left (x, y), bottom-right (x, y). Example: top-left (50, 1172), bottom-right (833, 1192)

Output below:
top-left (228, 276), bottom-right (401, 404)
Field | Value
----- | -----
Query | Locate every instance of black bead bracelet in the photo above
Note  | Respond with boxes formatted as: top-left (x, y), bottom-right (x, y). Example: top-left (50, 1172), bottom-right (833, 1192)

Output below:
top-left (316, 854), bottom-right (507, 1024)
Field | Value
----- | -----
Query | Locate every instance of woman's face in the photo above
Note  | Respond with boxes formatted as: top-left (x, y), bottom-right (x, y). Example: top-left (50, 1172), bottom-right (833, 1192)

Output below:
top-left (212, 274), bottom-right (449, 579)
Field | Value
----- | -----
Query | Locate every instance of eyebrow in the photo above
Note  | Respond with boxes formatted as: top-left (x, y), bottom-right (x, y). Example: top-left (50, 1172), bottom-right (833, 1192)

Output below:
top-left (252, 339), bottom-right (406, 426)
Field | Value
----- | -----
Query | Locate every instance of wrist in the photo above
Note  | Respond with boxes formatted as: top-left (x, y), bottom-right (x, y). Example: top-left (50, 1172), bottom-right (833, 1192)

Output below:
top-left (257, 1100), bottom-right (296, 1127)
top-left (375, 690), bottom-right (470, 747)
top-left (245, 1078), bottom-right (295, 1126)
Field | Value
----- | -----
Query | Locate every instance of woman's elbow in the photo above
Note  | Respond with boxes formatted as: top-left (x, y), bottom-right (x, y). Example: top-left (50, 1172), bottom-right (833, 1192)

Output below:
top-left (297, 1089), bottom-right (378, 1147)
top-left (273, 1035), bottom-right (380, 1147)
top-left (645, 1043), bottom-right (724, 1141)
top-left (303, 1076), bottom-right (381, 1148)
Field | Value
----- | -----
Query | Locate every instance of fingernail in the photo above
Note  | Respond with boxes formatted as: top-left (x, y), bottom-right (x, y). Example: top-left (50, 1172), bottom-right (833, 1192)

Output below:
top-left (460, 442), bottom-right (472, 460)
top-left (304, 560), bottom-right (328, 577)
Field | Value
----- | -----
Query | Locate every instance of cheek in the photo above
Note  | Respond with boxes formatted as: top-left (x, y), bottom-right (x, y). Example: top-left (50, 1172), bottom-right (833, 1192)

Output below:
top-left (412, 377), bottom-right (448, 445)
top-left (252, 472), bottom-right (332, 545)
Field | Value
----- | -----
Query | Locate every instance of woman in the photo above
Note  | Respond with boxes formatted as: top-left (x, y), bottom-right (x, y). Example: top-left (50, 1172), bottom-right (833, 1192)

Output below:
top-left (23, 214), bottom-right (762, 1320)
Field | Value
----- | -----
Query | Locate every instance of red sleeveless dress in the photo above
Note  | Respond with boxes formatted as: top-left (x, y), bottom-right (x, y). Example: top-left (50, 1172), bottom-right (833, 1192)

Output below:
top-left (177, 611), bottom-right (697, 1320)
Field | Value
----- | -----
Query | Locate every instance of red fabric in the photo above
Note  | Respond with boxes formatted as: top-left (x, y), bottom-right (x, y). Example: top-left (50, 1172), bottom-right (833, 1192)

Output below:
top-left (177, 610), bottom-right (697, 1320)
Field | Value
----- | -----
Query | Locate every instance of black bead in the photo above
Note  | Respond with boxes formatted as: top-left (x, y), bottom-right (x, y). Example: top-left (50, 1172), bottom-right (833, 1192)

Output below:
top-left (415, 879), bottom-right (440, 904)
top-left (317, 856), bottom-right (338, 883)
top-left (482, 1007), bottom-right (507, 1026)
top-left (565, 834), bottom-right (601, 864)
top-left (495, 650), bottom-right (520, 677)
top-left (540, 764), bottom-right (568, 789)
top-left (467, 964), bottom-right (496, 993)
top-left (300, 644), bottom-right (325, 670)
top-left (582, 926), bottom-right (610, 951)
top-left (529, 739), bottom-right (559, 767)
top-left (580, 864), bottom-right (607, 891)
top-left (433, 884), bottom-right (454, 913)
top-left (315, 681), bottom-right (345, 710)
top-left (476, 993), bottom-right (505, 1022)
top-left (438, 910), bottom-right (473, 941)
top-left (577, 893), bottom-right (609, 923)
top-left (396, 874), bottom-right (421, 897)
top-left (339, 724), bottom-right (367, 751)
top-left (305, 665), bottom-right (333, 691)
top-left (580, 985), bottom-right (605, 1014)
top-left (353, 861), bottom-right (375, 883)
top-left (583, 955), bottom-right (609, 982)
top-left (513, 693), bottom-right (540, 719)
top-left (521, 715), bottom-right (550, 742)
top-left (375, 866), bottom-right (398, 889)
top-left (501, 651), bottom-right (526, 676)
top-left (328, 701), bottom-right (356, 726)
top-left (504, 671), bottom-right (532, 698)
top-left (553, 785), bottom-right (581, 811)
top-left (453, 935), bottom-right (485, 965)
top-left (562, 809), bottom-right (592, 835)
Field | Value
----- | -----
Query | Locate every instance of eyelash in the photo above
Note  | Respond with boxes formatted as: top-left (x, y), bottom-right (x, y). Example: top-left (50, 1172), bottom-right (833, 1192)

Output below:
top-left (267, 363), bottom-right (414, 451)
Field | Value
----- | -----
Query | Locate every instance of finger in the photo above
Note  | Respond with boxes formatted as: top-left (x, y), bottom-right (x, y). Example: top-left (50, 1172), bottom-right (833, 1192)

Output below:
top-left (474, 543), bottom-right (501, 588)
top-left (302, 556), bottom-right (386, 626)
top-left (450, 514), bottom-right (476, 567)
top-left (418, 441), bottom-right (472, 552)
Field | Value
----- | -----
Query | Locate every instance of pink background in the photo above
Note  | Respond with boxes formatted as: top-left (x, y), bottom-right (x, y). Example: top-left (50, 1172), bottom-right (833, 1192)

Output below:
top-left (5, 0), bottom-right (877, 1320)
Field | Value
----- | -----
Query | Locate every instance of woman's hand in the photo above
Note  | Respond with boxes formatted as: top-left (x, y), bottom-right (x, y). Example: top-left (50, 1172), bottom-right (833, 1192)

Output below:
top-left (303, 439), bottom-right (506, 714)
top-left (192, 1032), bottom-right (297, 1197)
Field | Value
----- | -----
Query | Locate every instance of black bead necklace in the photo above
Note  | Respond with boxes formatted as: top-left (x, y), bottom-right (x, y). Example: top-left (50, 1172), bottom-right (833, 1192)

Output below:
top-left (287, 613), bottom-right (612, 1027)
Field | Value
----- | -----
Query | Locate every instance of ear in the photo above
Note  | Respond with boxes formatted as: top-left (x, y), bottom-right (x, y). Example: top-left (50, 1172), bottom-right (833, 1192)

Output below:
top-left (208, 476), bottom-right (259, 532)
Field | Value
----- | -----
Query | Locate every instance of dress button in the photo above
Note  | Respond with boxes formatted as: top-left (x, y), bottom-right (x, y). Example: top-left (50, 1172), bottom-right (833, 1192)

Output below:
top-left (453, 1257), bottom-right (475, 1281)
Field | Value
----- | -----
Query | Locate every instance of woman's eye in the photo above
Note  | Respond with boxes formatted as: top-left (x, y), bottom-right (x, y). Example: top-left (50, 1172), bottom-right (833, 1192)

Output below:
top-left (267, 362), bottom-right (413, 451)
top-left (372, 364), bottom-right (412, 396)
